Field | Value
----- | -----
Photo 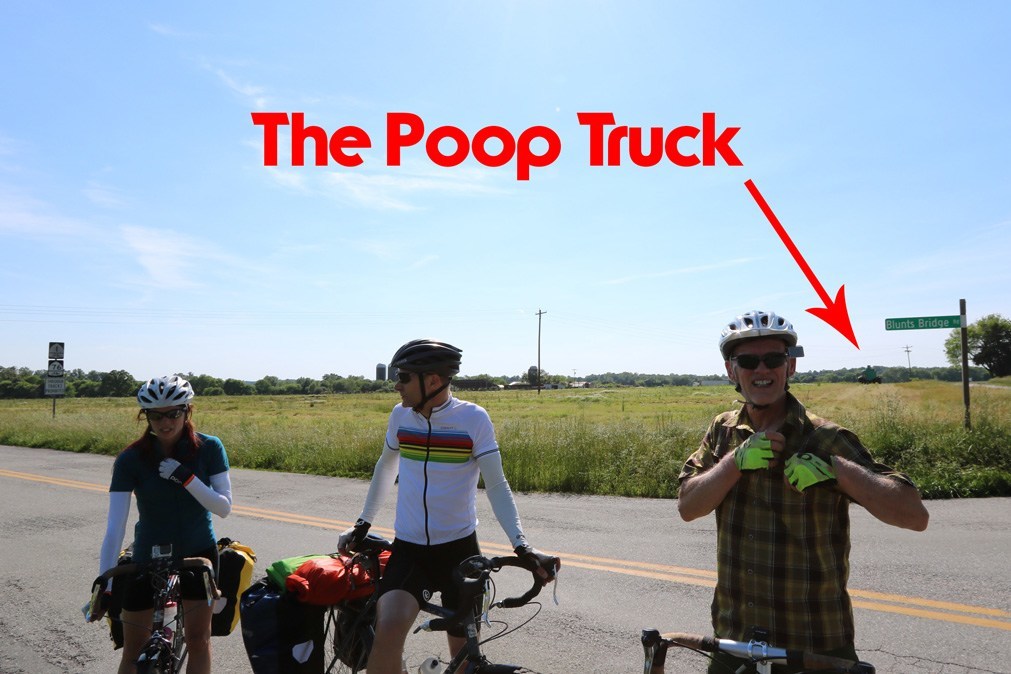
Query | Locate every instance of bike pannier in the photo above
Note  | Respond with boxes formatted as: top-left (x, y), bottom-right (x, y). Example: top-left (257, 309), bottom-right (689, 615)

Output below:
top-left (212, 537), bottom-right (256, 636)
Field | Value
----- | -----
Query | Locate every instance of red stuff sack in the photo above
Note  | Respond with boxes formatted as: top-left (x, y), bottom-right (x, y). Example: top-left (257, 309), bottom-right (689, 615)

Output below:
top-left (285, 551), bottom-right (391, 605)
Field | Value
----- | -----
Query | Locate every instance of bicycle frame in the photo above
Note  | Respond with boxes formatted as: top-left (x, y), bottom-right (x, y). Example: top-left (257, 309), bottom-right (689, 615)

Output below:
top-left (95, 548), bottom-right (217, 674)
top-left (136, 555), bottom-right (186, 673)
top-left (414, 554), bottom-right (545, 674)
top-left (328, 539), bottom-right (546, 674)
top-left (642, 629), bottom-right (875, 674)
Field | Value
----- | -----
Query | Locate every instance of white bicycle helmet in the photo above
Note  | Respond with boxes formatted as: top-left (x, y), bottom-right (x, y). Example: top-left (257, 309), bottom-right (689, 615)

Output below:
top-left (137, 375), bottom-right (195, 409)
top-left (719, 310), bottom-right (799, 360)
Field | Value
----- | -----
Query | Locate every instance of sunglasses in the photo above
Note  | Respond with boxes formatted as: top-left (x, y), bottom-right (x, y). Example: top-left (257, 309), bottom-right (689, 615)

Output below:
top-left (732, 352), bottom-right (789, 370)
top-left (396, 371), bottom-right (414, 384)
top-left (145, 408), bottom-right (187, 421)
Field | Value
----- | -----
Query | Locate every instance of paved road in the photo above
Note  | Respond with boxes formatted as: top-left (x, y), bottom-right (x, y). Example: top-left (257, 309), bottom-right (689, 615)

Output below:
top-left (1, 445), bottom-right (1008, 673)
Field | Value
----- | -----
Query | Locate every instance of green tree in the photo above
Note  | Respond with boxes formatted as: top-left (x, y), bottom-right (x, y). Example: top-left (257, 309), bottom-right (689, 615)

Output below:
top-left (75, 380), bottom-right (101, 397)
top-left (187, 373), bottom-right (225, 395)
top-left (99, 370), bottom-right (138, 397)
top-left (223, 378), bottom-right (254, 395)
top-left (945, 314), bottom-right (1011, 377)
top-left (255, 376), bottom-right (280, 395)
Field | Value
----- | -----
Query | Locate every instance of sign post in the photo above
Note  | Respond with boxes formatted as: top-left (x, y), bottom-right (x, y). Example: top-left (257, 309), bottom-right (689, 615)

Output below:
top-left (959, 299), bottom-right (970, 430)
top-left (46, 342), bottom-right (65, 418)
top-left (884, 304), bottom-right (971, 429)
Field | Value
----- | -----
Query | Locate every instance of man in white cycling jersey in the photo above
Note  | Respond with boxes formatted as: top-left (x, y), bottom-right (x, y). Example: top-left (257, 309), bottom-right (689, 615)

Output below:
top-left (339, 339), bottom-right (559, 674)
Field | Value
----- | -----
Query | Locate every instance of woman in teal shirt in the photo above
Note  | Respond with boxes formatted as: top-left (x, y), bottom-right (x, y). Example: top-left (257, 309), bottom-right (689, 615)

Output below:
top-left (93, 375), bottom-right (232, 674)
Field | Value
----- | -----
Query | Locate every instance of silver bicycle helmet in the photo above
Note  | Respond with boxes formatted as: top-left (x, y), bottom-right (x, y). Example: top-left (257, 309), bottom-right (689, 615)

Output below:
top-left (390, 339), bottom-right (463, 376)
top-left (719, 310), bottom-right (799, 360)
top-left (137, 375), bottom-right (195, 409)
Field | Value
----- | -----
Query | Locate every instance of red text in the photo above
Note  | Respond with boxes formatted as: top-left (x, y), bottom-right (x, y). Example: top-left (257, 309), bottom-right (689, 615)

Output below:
top-left (576, 112), bottom-right (743, 167)
top-left (386, 112), bottom-right (561, 181)
top-left (251, 112), bottom-right (371, 167)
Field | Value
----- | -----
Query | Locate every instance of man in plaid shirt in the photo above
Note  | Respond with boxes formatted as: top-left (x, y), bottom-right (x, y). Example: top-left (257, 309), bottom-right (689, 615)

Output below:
top-left (678, 310), bottom-right (929, 673)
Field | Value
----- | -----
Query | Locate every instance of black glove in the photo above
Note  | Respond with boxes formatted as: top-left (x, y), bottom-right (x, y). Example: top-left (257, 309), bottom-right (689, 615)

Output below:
top-left (514, 545), bottom-right (560, 582)
top-left (158, 458), bottom-right (194, 486)
top-left (339, 518), bottom-right (372, 553)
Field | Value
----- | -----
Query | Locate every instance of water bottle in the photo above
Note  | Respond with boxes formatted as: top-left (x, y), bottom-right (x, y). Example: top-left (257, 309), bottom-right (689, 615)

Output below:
top-left (418, 656), bottom-right (441, 673)
top-left (163, 600), bottom-right (177, 638)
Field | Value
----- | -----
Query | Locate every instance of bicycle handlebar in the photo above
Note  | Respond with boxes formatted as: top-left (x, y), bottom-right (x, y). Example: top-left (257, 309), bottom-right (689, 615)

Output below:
top-left (455, 554), bottom-right (544, 609)
top-left (418, 554), bottom-right (545, 635)
top-left (643, 630), bottom-right (875, 674)
top-left (90, 556), bottom-right (220, 618)
top-left (99, 556), bottom-right (214, 580)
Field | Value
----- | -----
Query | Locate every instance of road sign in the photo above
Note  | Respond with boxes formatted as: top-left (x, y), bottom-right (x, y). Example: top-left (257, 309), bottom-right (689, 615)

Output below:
top-left (884, 315), bottom-right (963, 331)
top-left (46, 342), bottom-right (65, 400)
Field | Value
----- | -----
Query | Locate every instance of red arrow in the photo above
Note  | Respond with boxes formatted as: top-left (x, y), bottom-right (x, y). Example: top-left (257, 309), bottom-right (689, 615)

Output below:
top-left (744, 179), bottom-right (860, 349)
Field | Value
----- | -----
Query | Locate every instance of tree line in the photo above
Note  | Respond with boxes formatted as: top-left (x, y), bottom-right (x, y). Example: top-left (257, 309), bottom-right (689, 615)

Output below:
top-left (0, 368), bottom-right (396, 399)
top-left (0, 364), bottom-right (994, 399)
top-left (4, 314), bottom-right (1008, 399)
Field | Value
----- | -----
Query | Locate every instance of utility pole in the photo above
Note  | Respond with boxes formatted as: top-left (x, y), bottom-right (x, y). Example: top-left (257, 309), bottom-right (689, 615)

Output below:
top-left (536, 309), bottom-right (546, 395)
top-left (903, 345), bottom-right (912, 369)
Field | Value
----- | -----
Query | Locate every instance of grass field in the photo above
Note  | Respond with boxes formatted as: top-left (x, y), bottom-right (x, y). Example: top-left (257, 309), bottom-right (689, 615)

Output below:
top-left (2, 382), bottom-right (1009, 499)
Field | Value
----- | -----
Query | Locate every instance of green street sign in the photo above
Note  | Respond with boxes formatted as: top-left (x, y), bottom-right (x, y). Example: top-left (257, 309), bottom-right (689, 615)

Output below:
top-left (884, 315), bottom-right (962, 331)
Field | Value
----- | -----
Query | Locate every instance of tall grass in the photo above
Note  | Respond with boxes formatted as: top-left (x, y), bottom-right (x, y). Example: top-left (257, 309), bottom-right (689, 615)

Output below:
top-left (2, 383), bottom-right (1008, 498)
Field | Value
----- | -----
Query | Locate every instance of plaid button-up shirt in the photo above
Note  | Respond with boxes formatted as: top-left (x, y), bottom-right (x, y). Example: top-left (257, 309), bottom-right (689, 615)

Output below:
top-left (679, 393), bottom-right (915, 652)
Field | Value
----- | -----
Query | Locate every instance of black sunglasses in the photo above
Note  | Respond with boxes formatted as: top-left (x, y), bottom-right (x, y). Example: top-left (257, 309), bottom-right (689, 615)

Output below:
top-left (732, 352), bottom-right (789, 370)
top-left (145, 408), bottom-right (187, 421)
top-left (396, 371), bottom-right (414, 384)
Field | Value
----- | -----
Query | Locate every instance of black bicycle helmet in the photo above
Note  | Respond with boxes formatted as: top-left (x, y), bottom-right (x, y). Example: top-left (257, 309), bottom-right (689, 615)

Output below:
top-left (390, 339), bottom-right (463, 376)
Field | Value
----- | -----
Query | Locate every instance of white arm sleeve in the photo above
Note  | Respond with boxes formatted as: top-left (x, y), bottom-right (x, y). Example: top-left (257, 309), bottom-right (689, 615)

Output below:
top-left (359, 446), bottom-right (399, 523)
top-left (99, 491), bottom-right (132, 575)
top-left (183, 471), bottom-right (232, 518)
top-left (476, 450), bottom-right (528, 549)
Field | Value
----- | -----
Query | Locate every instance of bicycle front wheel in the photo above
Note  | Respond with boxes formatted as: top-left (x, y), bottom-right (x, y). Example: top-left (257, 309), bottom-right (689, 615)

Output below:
top-left (136, 642), bottom-right (176, 674)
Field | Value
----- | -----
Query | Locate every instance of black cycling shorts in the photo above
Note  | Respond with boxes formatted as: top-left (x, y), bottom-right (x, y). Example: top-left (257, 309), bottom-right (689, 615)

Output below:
top-left (121, 545), bottom-right (219, 612)
top-left (378, 532), bottom-right (481, 637)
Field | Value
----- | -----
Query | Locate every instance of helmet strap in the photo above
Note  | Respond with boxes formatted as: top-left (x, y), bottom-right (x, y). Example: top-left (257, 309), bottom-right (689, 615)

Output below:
top-left (412, 373), bottom-right (450, 415)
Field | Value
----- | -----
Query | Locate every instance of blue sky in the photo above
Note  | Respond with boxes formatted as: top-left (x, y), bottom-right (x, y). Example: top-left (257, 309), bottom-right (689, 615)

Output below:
top-left (2, 2), bottom-right (1009, 381)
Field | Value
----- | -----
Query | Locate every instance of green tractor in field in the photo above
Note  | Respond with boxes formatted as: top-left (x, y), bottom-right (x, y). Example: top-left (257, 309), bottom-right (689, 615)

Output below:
top-left (857, 365), bottom-right (882, 384)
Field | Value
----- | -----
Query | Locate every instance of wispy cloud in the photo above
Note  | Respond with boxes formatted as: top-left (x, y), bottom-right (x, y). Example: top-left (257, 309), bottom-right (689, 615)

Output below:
top-left (0, 191), bottom-right (95, 239)
top-left (205, 65), bottom-right (268, 109)
top-left (406, 254), bottom-right (439, 270)
top-left (119, 224), bottom-right (266, 291)
top-left (602, 257), bottom-right (758, 286)
top-left (82, 181), bottom-right (128, 209)
top-left (121, 225), bottom-right (203, 290)
top-left (322, 162), bottom-right (509, 211)
top-left (351, 239), bottom-right (398, 260)
top-left (147, 23), bottom-right (204, 39)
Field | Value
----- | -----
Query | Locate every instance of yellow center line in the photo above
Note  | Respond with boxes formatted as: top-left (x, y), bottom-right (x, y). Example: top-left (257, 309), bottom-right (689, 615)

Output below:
top-left (0, 468), bottom-right (107, 492)
top-left (3, 468), bottom-right (1008, 630)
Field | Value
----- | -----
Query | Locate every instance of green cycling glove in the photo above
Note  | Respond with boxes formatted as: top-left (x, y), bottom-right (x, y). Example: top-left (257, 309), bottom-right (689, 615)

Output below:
top-left (733, 432), bottom-right (774, 471)
top-left (785, 453), bottom-right (836, 491)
